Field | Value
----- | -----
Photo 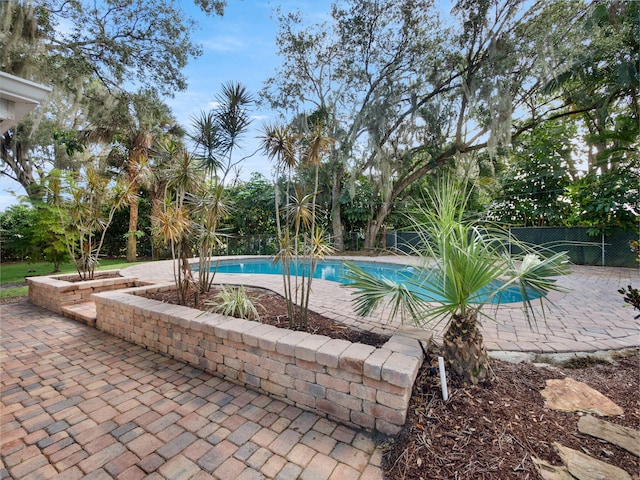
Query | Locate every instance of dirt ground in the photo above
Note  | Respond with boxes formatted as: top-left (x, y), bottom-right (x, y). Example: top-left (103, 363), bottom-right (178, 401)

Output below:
top-left (144, 285), bottom-right (640, 480)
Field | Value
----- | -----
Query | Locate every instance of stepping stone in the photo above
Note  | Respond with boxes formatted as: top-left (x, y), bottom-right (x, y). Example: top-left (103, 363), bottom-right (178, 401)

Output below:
top-left (553, 442), bottom-right (632, 480)
top-left (578, 415), bottom-right (640, 457)
top-left (61, 301), bottom-right (97, 326)
top-left (540, 378), bottom-right (623, 416)
top-left (532, 456), bottom-right (574, 480)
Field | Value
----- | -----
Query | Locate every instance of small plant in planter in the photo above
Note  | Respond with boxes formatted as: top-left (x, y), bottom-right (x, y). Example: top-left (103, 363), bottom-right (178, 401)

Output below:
top-left (206, 285), bottom-right (262, 321)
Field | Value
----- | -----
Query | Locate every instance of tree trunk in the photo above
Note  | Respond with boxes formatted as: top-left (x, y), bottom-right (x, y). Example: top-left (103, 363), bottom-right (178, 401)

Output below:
top-left (363, 200), bottom-right (391, 250)
top-left (443, 312), bottom-right (492, 385)
top-left (126, 131), bottom-right (151, 262)
top-left (126, 198), bottom-right (138, 262)
top-left (330, 161), bottom-right (344, 252)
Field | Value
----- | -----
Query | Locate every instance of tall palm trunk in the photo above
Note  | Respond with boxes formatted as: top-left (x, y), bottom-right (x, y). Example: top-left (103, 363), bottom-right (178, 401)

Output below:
top-left (126, 131), bottom-right (151, 262)
top-left (443, 312), bottom-right (491, 385)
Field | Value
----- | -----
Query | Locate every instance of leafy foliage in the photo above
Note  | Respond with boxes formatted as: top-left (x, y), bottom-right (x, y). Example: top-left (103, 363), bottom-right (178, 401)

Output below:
top-left (260, 117), bottom-right (335, 330)
top-left (618, 285), bottom-right (640, 320)
top-left (225, 173), bottom-right (277, 235)
top-left (207, 285), bottom-right (261, 321)
top-left (346, 175), bottom-right (570, 384)
top-left (566, 164), bottom-right (639, 233)
top-left (485, 121), bottom-right (576, 226)
top-left (50, 167), bottom-right (130, 280)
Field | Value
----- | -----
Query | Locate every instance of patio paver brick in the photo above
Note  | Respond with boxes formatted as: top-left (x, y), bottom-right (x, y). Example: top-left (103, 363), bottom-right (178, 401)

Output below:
top-left (5, 262), bottom-right (637, 479)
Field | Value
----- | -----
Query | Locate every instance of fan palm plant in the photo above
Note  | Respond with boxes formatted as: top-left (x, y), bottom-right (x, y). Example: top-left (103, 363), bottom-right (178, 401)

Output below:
top-left (346, 175), bottom-right (570, 385)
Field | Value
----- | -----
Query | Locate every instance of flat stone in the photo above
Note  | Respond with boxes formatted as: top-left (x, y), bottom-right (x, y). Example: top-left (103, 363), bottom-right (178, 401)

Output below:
top-left (554, 442), bottom-right (632, 480)
top-left (540, 378), bottom-right (623, 416)
top-left (531, 456), bottom-right (574, 480)
top-left (578, 415), bottom-right (640, 457)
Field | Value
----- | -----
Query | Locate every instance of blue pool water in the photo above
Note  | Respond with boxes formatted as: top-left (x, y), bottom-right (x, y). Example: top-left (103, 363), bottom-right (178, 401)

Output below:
top-left (208, 258), bottom-right (537, 304)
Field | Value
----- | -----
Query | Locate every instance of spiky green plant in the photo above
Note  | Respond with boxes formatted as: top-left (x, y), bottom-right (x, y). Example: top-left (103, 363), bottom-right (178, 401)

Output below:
top-left (52, 166), bottom-right (130, 280)
top-left (345, 175), bottom-right (570, 385)
top-left (261, 120), bottom-right (335, 331)
top-left (207, 285), bottom-right (261, 321)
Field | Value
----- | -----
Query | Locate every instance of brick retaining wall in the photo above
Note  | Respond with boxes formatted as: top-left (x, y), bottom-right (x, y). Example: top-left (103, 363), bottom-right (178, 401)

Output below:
top-left (26, 271), bottom-right (141, 316)
top-left (93, 284), bottom-right (424, 435)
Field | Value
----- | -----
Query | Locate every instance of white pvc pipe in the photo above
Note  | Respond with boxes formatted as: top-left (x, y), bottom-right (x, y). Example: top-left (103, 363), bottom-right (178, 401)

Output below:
top-left (438, 356), bottom-right (449, 401)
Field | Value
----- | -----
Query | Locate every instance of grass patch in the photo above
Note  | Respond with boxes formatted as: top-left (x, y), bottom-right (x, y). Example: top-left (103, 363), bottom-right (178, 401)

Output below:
top-left (0, 285), bottom-right (29, 299)
top-left (0, 259), bottom-right (138, 285)
top-left (559, 356), bottom-right (611, 369)
top-left (0, 259), bottom-right (149, 299)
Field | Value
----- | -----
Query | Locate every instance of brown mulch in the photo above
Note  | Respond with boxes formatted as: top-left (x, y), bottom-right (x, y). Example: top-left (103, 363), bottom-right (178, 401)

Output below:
top-left (143, 285), bottom-right (390, 347)
top-left (386, 349), bottom-right (640, 480)
top-left (144, 285), bottom-right (640, 480)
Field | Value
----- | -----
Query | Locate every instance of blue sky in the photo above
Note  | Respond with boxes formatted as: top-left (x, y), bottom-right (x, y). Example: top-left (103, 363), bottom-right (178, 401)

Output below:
top-left (165, 0), bottom-right (331, 181)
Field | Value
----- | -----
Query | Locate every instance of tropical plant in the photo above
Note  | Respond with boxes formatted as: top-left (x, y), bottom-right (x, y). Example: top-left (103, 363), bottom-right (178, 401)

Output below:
top-left (259, 120), bottom-right (335, 330)
top-left (207, 285), bottom-right (261, 321)
top-left (190, 82), bottom-right (254, 184)
top-left (345, 176), bottom-right (570, 385)
top-left (51, 167), bottom-right (131, 280)
top-left (153, 142), bottom-right (199, 305)
top-left (190, 183), bottom-right (230, 296)
top-left (152, 83), bottom-right (253, 306)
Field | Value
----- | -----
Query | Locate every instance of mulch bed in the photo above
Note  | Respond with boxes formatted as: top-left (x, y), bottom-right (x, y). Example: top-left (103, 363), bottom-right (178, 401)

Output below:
top-left (143, 285), bottom-right (639, 480)
top-left (143, 285), bottom-right (390, 347)
top-left (386, 349), bottom-right (640, 479)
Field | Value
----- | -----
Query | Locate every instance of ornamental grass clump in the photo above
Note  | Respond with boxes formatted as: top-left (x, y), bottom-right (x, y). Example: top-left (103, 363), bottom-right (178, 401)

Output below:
top-left (207, 285), bottom-right (261, 321)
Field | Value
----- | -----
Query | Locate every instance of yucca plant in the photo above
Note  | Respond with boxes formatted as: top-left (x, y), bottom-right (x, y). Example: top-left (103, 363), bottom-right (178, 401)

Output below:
top-left (260, 119), bottom-right (335, 331)
top-left (52, 166), bottom-right (130, 280)
top-left (346, 175), bottom-right (570, 385)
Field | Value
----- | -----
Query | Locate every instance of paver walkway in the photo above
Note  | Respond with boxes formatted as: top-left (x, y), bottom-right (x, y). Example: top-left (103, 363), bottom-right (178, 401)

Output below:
top-left (1, 301), bottom-right (384, 480)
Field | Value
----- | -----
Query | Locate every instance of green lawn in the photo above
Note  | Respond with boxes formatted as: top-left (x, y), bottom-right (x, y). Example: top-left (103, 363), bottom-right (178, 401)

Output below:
top-left (0, 259), bottom-right (146, 298)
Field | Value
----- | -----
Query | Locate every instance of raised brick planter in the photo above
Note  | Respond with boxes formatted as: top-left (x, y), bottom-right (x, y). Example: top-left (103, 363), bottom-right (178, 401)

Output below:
top-left (26, 271), bottom-right (143, 320)
top-left (93, 284), bottom-right (424, 435)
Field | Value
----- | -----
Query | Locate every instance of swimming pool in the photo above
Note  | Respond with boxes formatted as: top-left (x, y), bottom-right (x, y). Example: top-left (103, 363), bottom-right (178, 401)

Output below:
top-left (207, 257), bottom-right (537, 304)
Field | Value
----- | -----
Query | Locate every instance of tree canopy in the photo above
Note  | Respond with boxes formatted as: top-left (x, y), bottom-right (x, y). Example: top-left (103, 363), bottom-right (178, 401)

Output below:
top-left (0, 0), bottom-right (227, 199)
top-left (261, 0), bottom-right (638, 249)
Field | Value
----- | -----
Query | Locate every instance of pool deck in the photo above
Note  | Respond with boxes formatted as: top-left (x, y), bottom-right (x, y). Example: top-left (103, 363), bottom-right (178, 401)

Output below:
top-left (122, 255), bottom-right (640, 355)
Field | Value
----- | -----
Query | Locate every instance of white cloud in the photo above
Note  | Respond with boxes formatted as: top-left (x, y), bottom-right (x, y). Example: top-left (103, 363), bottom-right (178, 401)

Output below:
top-left (201, 36), bottom-right (246, 52)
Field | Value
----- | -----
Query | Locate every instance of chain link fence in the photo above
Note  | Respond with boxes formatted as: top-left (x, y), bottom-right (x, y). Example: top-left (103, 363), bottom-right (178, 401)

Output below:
top-left (385, 227), bottom-right (639, 268)
top-left (183, 227), bottom-right (638, 268)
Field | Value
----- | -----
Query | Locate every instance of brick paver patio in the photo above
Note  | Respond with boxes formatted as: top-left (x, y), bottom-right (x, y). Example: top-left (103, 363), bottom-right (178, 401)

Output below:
top-left (1, 301), bottom-right (384, 479)
top-left (2, 258), bottom-right (639, 479)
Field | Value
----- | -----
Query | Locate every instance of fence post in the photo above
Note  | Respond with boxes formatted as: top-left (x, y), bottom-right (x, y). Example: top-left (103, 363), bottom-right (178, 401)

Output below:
top-left (602, 232), bottom-right (605, 266)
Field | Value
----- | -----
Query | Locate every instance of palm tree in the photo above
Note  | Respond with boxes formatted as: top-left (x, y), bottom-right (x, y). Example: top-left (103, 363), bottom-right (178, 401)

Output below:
top-left (346, 175), bottom-right (570, 385)
top-left (259, 122), bottom-right (298, 234)
top-left (191, 81), bottom-right (254, 184)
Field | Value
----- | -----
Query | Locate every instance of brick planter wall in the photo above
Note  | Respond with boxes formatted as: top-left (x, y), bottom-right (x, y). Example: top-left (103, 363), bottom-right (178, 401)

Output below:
top-left (93, 284), bottom-right (424, 435)
top-left (26, 271), bottom-right (141, 315)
